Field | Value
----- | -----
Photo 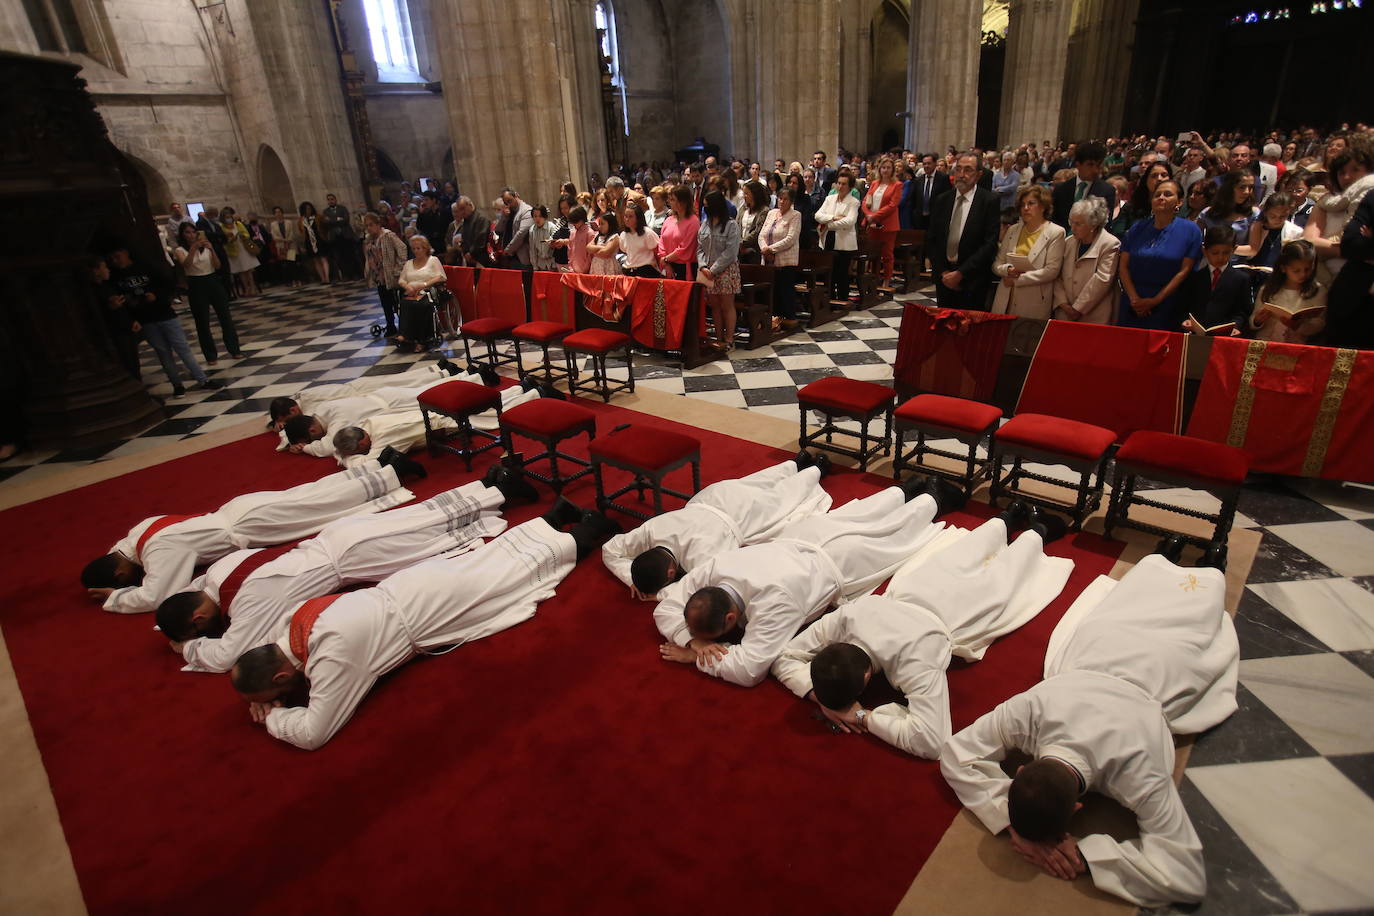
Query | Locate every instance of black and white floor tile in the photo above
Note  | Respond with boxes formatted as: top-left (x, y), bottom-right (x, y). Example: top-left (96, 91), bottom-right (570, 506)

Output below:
top-left (3, 280), bottom-right (1372, 914)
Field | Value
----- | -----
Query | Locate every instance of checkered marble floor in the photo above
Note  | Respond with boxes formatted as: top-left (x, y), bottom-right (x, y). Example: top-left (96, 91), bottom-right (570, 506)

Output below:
top-left (4, 281), bottom-right (1373, 914)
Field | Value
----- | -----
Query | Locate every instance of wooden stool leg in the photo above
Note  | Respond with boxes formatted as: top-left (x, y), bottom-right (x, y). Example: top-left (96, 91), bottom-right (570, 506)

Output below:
top-left (691, 458), bottom-right (701, 494)
top-left (625, 346), bottom-right (635, 393)
top-left (652, 473), bottom-right (664, 516)
top-left (1104, 466), bottom-right (1127, 538)
top-left (422, 407), bottom-right (438, 458)
top-left (858, 415), bottom-right (871, 471)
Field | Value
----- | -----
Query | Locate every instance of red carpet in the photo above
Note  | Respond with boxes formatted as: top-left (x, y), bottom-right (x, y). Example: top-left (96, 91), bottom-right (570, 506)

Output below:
top-left (0, 396), bottom-right (1121, 915)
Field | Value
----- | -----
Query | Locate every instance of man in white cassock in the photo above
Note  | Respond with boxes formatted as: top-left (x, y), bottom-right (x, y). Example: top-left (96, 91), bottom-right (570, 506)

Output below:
top-left (156, 466), bottom-right (537, 673)
top-left (80, 458), bottom-right (419, 615)
top-left (601, 451), bottom-right (834, 600)
top-left (939, 549), bottom-right (1240, 908)
top-left (229, 499), bottom-right (620, 750)
top-left (266, 359), bottom-right (495, 432)
top-left (654, 476), bottom-right (965, 687)
top-left (771, 503), bottom-right (1072, 758)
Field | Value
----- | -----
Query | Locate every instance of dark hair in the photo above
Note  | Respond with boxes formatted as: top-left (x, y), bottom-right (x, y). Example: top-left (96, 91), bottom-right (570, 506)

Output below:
top-left (80, 553), bottom-right (121, 588)
top-left (669, 185), bottom-right (693, 214)
top-left (1208, 169), bottom-right (1255, 221)
top-left (561, 182), bottom-right (577, 197)
top-left (230, 644), bottom-right (287, 694)
top-left (1260, 239), bottom-right (1319, 302)
top-left (720, 169), bottom-right (740, 197)
top-left (621, 203), bottom-right (646, 235)
top-left (702, 190), bottom-right (730, 227)
top-left (1279, 169), bottom-right (1313, 193)
top-left (283, 414), bottom-right (318, 445)
top-left (1008, 760), bottom-right (1081, 843)
top-left (569, 206), bottom-right (588, 225)
top-left (685, 586), bottom-right (733, 637)
top-left (268, 397), bottom-right (299, 422)
top-left (1129, 161), bottom-right (1173, 213)
top-left (533, 204), bottom-right (549, 219)
top-left (423, 190), bottom-right (440, 201)
top-left (177, 222), bottom-right (197, 245)
top-left (630, 547), bottom-right (674, 593)
top-left (1075, 141), bottom-right (1107, 164)
top-left (810, 643), bottom-right (871, 710)
top-left (299, 201), bottom-right (316, 217)
top-left (1258, 191), bottom-right (1294, 219)
top-left (744, 180), bottom-right (770, 214)
top-left (596, 210), bottom-right (620, 236)
top-left (1202, 225), bottom-right (1236, 249)
top-left (156, 591), bottom-right (207, 643)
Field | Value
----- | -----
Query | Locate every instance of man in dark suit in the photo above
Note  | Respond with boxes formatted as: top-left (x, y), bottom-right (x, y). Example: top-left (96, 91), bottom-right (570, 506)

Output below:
top-left (1051, 142), bottom-right (1117, 230)
top-left (811, 151), bottom-right (837, 195)
top-left (925, 153), bottom-right (1001, 311)
top-left (906, 154), bottom-right (952, 231)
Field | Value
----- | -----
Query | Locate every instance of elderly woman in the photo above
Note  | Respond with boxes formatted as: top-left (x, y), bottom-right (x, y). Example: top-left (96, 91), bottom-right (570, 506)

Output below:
top-left (1117, 179), bottom-right (1202, 330)
top-left (394, 234), bottom-right (448, 353)
top-left (1053, 196), bottom-right (1121, 324)
top-left (992, 152), bottom-right (1021, 211)
top-left (646, 186), bottom-right (671, 232)
top-left (991, 185), bottom-right (1067, 318)
top-left (760, 187), bottom-right (803, 329)
top-left (362, 211), bottom-right (408, 338)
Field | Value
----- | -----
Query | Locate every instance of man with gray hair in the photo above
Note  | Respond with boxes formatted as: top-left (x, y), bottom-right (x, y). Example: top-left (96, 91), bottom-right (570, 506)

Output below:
top-left (1257, 143), bottom-right (1282, 204)
top-left (445, 196), bottom-right (492, 267)
top-left (497, 188), bottom-right (534, 268)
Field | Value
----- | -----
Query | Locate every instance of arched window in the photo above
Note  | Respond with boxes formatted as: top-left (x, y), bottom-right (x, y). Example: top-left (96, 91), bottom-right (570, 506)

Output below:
top-left (594, 1), bottom-right (629, 136)
top-left (362, 0), bottom-right (421, 82)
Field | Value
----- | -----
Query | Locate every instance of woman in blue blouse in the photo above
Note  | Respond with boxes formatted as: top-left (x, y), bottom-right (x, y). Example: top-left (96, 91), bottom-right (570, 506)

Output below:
top-left (1197, 170), bottom-right (1259, 251)
top-left (1117, 179), bottom-right (1203, 330)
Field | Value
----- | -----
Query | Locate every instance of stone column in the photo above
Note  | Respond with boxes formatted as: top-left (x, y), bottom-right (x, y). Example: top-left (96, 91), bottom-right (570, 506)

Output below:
top-left (908, 0), bottom-right (981, 154)
top-left (839, 15), bottom-right (871, 153)
top-left (998, 0), bottom-right (1075, 147)
top-left (1058, 0), bottom-right (1139, 140)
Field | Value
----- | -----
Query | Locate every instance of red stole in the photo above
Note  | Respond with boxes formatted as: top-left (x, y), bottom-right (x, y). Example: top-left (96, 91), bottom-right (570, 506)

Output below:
top-left (288, 593), bottom-right (344, 666)
top-left (530, 271), bottom-right (576, 324)
top-left (561, 272), bottom-right (639, 321)
top-left (216, 544), bottom-right (295, 620)
top-left (134, 514), bottom-right (205, 559)
top-left (629, 278), bottom-right (696, 349)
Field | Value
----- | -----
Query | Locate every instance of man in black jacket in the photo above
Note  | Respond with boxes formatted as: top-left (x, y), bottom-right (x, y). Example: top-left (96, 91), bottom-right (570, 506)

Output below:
top-left (1052, 142), bottom-right (1117, 230)
top-left (906, 154), bottom-right (953, 231)
top-left (1327, 191), bottom-right (1374, 349)
top-left (1182, 227), bottom-right (1253, 335)
top-left (925, 153), bottom-right (1001, 311)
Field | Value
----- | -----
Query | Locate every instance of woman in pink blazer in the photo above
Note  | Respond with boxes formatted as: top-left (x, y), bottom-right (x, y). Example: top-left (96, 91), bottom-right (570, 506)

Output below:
top-left (760, 189), bottom-right (803, 327)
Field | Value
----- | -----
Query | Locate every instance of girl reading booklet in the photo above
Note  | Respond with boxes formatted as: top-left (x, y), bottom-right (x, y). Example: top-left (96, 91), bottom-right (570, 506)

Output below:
top-left (1251, 239), bottom-right (1327, 343)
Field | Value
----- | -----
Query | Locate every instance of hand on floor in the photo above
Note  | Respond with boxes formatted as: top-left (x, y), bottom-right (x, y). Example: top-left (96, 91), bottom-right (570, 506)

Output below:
top-left (659, 643), bottom-right (696, 664)
top-left (1008, 827), bottom-right (1084, 880)
top-left (688, 638), bottom-right (729, 665)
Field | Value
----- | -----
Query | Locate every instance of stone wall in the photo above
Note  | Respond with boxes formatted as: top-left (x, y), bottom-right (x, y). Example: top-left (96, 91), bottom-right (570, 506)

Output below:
top-left (365, 88), bottom-right (451, 183)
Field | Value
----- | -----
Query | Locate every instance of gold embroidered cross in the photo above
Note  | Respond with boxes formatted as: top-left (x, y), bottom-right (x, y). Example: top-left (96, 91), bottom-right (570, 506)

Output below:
top-left (1180, 575), bottom-right (1206, 592)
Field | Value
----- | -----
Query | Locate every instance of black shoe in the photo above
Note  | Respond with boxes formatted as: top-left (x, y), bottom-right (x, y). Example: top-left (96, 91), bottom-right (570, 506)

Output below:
top-left (377, 445), bottom-right (427, 480)
top-left (171, 384), bottom-right (187, 397)
top-left (541, 495), bottom-right (584, 529)
top-left (1155, 534), bottom-right (1187, 565)
top-left (1199, 543), bottom-right (1228, 571)
top-left (1027, 507), bottom-right (1069, 545)
top-left (925, 478), bottom-right (968, 515)
top-left (899, 474), bottom-right (930, 502)
top-left (437, 358), bottom-right (462, 377)
top-left (811, 453), bottom-right (833, 479)
top-left (579, 508), bottom-right (623, 537)
top-left (478, 366), bottom-right (501, 387)
top-left (995, 500), bottom-right (1031, 531)
top-left (538, 383), bottom-right (567, 401)
top-left (492, 466), bottom-right (538, 504)
top-left (568, 509), bottom-right (623, 560)
top-left (198, 379), bottom-right (224, 390)
top-left (793, 450), bottom-right (815, 471)
top-left (520, 375), bottom-right (541, 393)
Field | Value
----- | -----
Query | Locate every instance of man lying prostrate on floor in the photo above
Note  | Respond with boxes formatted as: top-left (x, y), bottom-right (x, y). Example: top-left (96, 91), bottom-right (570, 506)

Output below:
top-left (938, 540), bottom-right (1240, 908)
top-left (157, 466), bottom-right (537, 673)
top-left (654, 475), bottom-right (966, 687)
top-left (602, 450), bottom-right (834, 600)
top-left (771, 502), bottom-right (1072, 759)
top-left (229, 497), bottom-right (621, 750)
top-left (281, 376), bottom-right (549, 467)
top-left (266, 358), bottom-right (499, 431)
top-left (80, 455), bottom-right (424, 614)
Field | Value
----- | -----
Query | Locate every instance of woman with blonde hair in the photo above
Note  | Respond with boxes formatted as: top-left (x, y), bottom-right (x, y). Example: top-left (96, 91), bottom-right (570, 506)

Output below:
top-left (861, 156), bottom-right (902, 286)
top-left (394, 234), bottom-right (449, 353)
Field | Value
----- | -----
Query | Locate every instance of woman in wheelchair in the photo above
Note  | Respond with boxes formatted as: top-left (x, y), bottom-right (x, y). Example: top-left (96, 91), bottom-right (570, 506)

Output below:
top-left (395, 235), bottom-right (450, 354)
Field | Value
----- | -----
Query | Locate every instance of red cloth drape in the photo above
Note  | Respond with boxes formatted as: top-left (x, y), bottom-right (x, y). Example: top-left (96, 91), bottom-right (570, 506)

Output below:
top-left (476, 267), bottom-right (528, 324)
top-left (1016, 321), bottom-right (1185, 441)
top-left (893, 304), bottom-right (1014, 402)
top-left (530, 272), bottom-right (576, 325)
top-left (561, 272), bottom-right (639, 322)
top-left (1185, 337), bottom-right (1374, 480)
top-left (443, 266), bottom-right (477, 322)
top-left (629, 278), bottom-right (697, 349)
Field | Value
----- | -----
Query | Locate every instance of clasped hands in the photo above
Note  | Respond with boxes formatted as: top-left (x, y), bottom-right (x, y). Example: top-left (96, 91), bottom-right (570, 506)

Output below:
top-left (811, 695), bottom-right (869, 735)
top-left (659, 638), bottom-right (728, 666)
top-left (248, 699), bottom-right (282, 724)
top-left (1008, 826), bottom-right (1086, 881)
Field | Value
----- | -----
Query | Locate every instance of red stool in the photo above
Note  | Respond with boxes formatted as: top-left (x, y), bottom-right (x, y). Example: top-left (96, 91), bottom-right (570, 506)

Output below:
top-left (991, 413), bottom-right (1116, 529)
top-left (563, 328), bottom-right (635, 402)
top-left (893, 394), bottom-right (1002, 497)
top-left (512, 319), bottom-right (574, 388)
top-left (500, 399), bottom-right (597, 494)
top-left (417, 379), bottom-right (504, 470)
top-left (1105, 431), bottom-right (1249, 568)
top-left (590, 424), bottom-right (701, 521)
top-left (459, 316), bottom-right (520, 373)
top-left (797, 377), bottom-right (896, 472)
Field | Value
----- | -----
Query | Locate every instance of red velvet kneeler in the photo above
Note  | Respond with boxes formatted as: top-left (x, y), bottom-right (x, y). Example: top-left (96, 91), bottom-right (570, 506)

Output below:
top-left (443, 265), bottom-right (477, 323)
top-left (893, 304), bottom-right (1013, 401)
top-left (629, 277), bottom-right (697, 350)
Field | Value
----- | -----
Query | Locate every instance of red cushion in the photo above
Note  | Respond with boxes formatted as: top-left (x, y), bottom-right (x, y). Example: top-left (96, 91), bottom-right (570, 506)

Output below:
top-left (502, 399), bottom-right (596, 439)
top-left (995, 413), bottom-right (1115, 461)
top-left (798, 377), bottom-right (896, 415)
top-left (460, 317), bottom-right (518, 338)
top-left (562, 328), bottom-right (631, 352)
top-left (1116, 431), bottom-right (1249, 486)
top-left (895, 394), bottom-right (1001, 434)
top-left (590, 426), bottom-right (700, 470)
top-left (417, 379), bottom-right (503, 415)
top-left (512, 320), bottom-right (574, 343)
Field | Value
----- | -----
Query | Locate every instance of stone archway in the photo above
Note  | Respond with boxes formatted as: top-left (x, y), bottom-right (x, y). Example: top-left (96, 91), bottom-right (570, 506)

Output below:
top-left (868, 0), bottom-right (910, 153)
top-left (256, 144), bottom-right (295, 213)
top-left (120, 151), bottom-right (173, 217)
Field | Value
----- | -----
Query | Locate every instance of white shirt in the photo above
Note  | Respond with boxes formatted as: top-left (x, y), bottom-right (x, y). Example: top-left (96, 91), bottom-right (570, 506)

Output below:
top-left (946, 189), bottom-right (976, 261)
top-left (399, 256), bottom-right (445, 288)
top-left (176, 246), bottom-right (216, 277)
top-left (105, 515), bottom-right (239, 614)
top-left (618, 227), bottom-right (660, 269)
